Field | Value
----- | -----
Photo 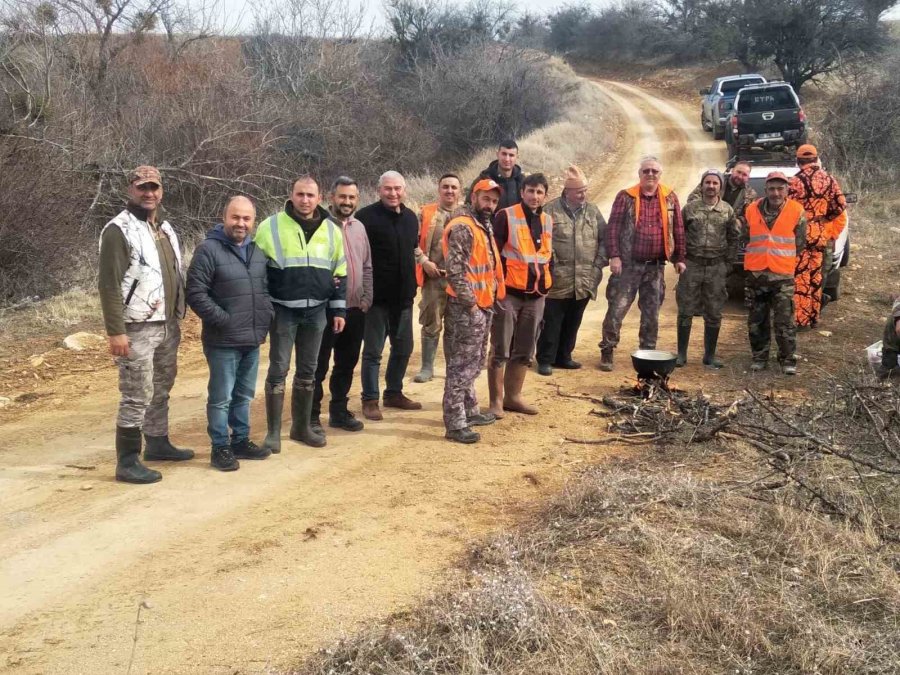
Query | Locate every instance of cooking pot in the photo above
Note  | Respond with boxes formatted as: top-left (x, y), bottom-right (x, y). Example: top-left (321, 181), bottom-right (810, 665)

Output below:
top-left (631, 349), bottom-right (678, 379)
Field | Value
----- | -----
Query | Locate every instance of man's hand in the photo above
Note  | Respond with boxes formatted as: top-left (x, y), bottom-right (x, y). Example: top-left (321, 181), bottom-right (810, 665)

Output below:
top-left (610, 257), bottom-right (622, 276)
top-left (108, 334), bottom-right (129, 357)
top-left (422, 260), bottom-right (441, 278)
top-left (675, 262), bottom-right (687, 274)
top-left (333, 316), bottom-right (346, 334)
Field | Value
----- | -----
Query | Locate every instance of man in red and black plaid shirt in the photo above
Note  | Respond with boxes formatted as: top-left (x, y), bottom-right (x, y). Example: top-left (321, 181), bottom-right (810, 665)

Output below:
top-left (599, 156), bottom-right (686, 371)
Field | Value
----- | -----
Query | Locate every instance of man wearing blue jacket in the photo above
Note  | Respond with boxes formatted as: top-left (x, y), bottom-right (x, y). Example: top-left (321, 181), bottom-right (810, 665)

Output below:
top-left (187, 196), bottom-right (274, 471)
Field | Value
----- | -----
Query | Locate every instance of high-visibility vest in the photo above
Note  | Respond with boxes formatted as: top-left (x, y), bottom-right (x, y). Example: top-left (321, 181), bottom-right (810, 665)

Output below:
top-left (743, 199), bottom-right (804, 276)
top-left (415, 202), bottom-right (440, 287)
top-left (442, 215), bottom-right (506, 308)
top-left (501, 203), bottom-right (552, 293)
top-left (624, 184), bottom-right (676, 260)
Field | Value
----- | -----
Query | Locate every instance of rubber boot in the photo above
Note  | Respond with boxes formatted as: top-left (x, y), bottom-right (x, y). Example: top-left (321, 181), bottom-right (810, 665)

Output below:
top-left (502, 363), bottom-right (538, 415)
top-left (676, 318), bottom-right (692, 368)
top-left (262, 388), bottom-right (284, 454)
top-left (115, 426), bottom-right (162, 484)
top-left (143, 434), bottom-right (194, 461)
top-left (487, 364), bottom-right (505, 419)
top-left (879, 348), bottom-right (899, 379)
top-left (702, 324), bottom-right (724, 369)
top-left (413, 334), bottom-right (439, 383)
top-left (290, 382), bottom-right (326, 448)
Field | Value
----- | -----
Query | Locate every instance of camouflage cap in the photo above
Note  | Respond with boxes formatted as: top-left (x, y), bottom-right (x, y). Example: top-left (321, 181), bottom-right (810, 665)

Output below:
top-left (129, 165), bottom-right (162, 187)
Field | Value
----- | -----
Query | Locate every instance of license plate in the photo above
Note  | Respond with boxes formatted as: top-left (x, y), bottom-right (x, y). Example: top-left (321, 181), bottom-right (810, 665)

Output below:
top-left (758, 132), bottom-right (782, 140)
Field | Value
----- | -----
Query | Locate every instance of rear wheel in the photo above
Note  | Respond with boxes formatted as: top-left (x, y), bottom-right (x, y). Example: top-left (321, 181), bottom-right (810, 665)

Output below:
top-left (713, 124), bottom-right (724, 140)
top-left (701, 110), bottom-right (711, 132)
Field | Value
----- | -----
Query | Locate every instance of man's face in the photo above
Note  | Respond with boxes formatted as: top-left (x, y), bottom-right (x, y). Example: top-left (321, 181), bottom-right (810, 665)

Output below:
top-left (473, 190), bottom-right (500, 219)
top-left (330, 184), bottom-right (359, 219)
top-left (497, 146), bottom-right (518, 172)
top-left (639, 161), bottom-right (662, 193)
top-left (702, 176), bottom-right (721, 198)
top-left (127, 181), bottom-right (163, 211)
top-left (438, 177), bottom-right (461, 209)
top-left (564, 186), bottom-right (588, 207)
top-left (521, 183), bottom-right (547, 210)
top-left (379, 178), bottom-right (405, 209)
top-left (291, 179), bottom-right (320, 218)
top-left (765, 181), bottom-right (787, 207)
top-left (223, 198), bottom-right (256, 243)
top-left (730, 163), bottom-right (750, 187)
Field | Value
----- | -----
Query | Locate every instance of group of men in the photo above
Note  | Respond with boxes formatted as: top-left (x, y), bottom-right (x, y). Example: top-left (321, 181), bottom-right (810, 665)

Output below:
top-left (98, 139), bottom-right (851, 483)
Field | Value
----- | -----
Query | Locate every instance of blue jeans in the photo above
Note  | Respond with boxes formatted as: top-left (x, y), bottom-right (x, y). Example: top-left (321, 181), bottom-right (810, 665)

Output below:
top-left (204, 345), bottom-right (260, 448)
top-left (361, 303), bottom-right (414, 401)
top-left (266, 303), bottom-right (327, 392)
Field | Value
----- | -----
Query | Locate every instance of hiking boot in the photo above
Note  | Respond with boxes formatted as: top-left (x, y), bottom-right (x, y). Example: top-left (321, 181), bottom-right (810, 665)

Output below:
top-left (329, 409), bottom-right (364, 432)
top-left (362, 399), bottom-right (383, 421)
top-left (115, 426), bottom-right (162, 484)
top-left (211, 445), bottom-right (240, 472)
top-left (445, 427), bottom-right (480, 444)
top-left (383, 392), bottom-right (422, 410)
top-left (290, 383), bottom-right (326, 448)
top-left (231, 438), bottom-right (270, 460)
top-left (599, 349), bottom-right (614, 372)
top-left (781, 363), bottom-right (797, 376)
top-left (262, 389), bottom-right (284, 454)
top-left (750, 360), bottom-right (768, 372)
top-left (413, 334), bottom-right (439, 383)
top-left (537, 363), bottom-right (553, 376)
top-left (553, 358), bottom-right (582, 370)
top-left (143, 435), bottom-right (195, 461)
top-left (466, 412), bottom-right (496, 427)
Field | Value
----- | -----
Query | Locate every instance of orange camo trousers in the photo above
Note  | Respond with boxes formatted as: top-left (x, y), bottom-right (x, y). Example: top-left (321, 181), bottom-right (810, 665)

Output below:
top-left (794, 248), bottom-right (824, 328)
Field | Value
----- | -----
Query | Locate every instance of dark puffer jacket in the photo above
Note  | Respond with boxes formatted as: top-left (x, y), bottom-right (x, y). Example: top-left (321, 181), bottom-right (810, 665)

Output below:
top-left (472, 160), bottom-right (524, 210)
top-left (186, 225), bottom-right (273, 348)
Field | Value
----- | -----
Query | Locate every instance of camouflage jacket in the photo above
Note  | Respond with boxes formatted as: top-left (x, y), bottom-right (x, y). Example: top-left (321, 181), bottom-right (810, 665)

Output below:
top-left (543, 197), bottom-right (607, 301)
top-left (688, 178), bottom-right (757, 224)
top-left (444, 205), bottom-right (499, 309)
top-left (682, 198), bottom-right (739, 262)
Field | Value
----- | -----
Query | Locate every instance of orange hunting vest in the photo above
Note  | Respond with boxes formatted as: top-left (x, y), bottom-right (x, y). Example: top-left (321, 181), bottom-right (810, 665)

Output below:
top-left (415, 202), bottom-right (440, 287)
top-left (743, 198), bottom-right (804, 275)
top-left (624, 184), bottom-right (675, 260)
top-left (442, 216), bottom-right (506, 308)
top-left (501, 203), bottom-right (552, 294)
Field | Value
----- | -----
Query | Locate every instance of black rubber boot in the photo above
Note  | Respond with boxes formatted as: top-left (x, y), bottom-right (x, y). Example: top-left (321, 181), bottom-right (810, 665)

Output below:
top-left (702, 324), bottom-right (723, 369)
top-left (880, 348), bottom-right (899, 379)
top-left (262, 389), bottom-right (284, 454)
top-left (144, 434), bottom-right (195, 461)
top-left (290, 382), bottom-right (326, 448)
top-left (115, 426), bottom-right (162, 484)
top-left (676, 318), bottom-right (692, 367)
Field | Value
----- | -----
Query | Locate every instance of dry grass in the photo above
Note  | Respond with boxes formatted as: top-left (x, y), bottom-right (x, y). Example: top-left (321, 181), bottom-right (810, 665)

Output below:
top-left (295, 381), bottom-right (900, 675)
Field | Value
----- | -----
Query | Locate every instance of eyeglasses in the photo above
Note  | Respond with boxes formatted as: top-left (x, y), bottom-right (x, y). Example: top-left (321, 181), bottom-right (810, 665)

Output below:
top-left (640, 169), bottom-right (661, 176)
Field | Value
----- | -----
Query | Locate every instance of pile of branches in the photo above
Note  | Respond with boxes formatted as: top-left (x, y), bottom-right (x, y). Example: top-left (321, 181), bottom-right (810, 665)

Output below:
top-left (559, 374), bottom-right (900, 543)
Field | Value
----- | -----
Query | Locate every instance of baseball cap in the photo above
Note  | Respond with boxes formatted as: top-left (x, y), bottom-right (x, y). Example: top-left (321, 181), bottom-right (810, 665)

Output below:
top-left (129, 165), bottom-right (162, 187)
top-left (765, 171), bottom-right (789, 184)
top-left (796, 144), bottom-right (818, 160)
top-left (472, 178), bottom-right (503, 195)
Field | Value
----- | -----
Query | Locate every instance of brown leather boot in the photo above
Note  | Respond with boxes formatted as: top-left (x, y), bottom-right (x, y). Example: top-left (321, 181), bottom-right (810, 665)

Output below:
top-left (362, 399), bottom-right (383, 421)
top-left (502, 363), bottom-right (538, 415)
top-left (487, 364), bottom-right (505, 419)
top-left (383, 392), bottom-right (422, 410)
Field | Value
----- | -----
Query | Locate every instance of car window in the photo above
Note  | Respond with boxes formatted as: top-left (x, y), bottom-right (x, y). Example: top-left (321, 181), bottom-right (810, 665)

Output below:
top-left (737, 87), bottom-right (796, 113)
top-left (721, 78), bottom-right (765, 94)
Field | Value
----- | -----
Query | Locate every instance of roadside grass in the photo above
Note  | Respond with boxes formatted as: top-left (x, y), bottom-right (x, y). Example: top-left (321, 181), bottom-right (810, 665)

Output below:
top-left (295, 390), bottom-right (900, 675)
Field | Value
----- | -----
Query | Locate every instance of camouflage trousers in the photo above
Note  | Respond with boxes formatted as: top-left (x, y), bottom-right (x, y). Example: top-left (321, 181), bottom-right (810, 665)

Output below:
top-left (418, 278), bottom-right (448, 339)
top-left (600, 263), bottom-right (665, 351)
top-left (116, 319), bottom-right (181, 434)
top-left (675, 258), bottom-right (728, 327)
top-left (443, 299), bottom-right (492, 432)
top-left (745, 275), bottom-right (796, 365)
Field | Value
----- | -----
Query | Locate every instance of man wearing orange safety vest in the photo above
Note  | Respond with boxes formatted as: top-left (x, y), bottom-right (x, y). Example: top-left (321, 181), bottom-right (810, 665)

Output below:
top-left (441, 179), bottom-right (506, 444)
top-left (413, 173), bottom-right (462, 383)
top-left (487, 173), bottom-right (552, 418)
top-left (743, 171), bottom-right (807, 375)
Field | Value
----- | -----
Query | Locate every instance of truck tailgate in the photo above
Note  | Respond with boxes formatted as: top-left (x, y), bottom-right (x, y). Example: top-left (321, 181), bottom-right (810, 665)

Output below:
top-left (739, 109), bottom-right (803, 136)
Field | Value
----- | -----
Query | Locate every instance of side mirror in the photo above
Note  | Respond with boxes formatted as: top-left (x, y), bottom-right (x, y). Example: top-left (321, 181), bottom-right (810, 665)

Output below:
top-left (844, 192), bottom-right (858, 204)
top-left (700, 88), bottom-right (710, 96)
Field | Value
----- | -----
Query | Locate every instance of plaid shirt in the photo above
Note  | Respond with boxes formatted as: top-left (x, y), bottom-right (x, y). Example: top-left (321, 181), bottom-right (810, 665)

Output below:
top-left (608, 189), bottom-right (685, 263)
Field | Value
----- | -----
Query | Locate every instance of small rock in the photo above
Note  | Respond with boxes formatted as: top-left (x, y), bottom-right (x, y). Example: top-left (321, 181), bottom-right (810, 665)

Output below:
top-left (29, 356), bottom-right (44, 368)
top-left (891, 227), bottom-right (900, 234)
top-left (818, 331), bottom-right (833, 337)
top-left (0, 396), bottom-right (11, 408)
top-left (63, 332), bottom-right (105, 352)
top-left (80, 483), bottom-right (93, 491)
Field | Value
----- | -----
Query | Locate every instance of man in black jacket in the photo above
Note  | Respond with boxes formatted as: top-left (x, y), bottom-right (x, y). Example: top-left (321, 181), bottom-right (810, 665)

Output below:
top-left (471, 139), bottom-right (524, 210)
top-left (186, 196), bottom-right (274, 471)
top-left (356, 170), bottom-right (422, 420)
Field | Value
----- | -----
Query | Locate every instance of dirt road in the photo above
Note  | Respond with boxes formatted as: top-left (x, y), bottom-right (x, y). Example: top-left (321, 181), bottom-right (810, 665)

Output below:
top-left (0, 80), bottom-right (727, 674)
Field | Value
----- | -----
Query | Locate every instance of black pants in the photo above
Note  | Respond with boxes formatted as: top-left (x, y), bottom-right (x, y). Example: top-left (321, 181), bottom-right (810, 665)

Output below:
top-left (536, 296), bottom-right (590, 366)
top-left (313, 307), bottom-right (366, 417)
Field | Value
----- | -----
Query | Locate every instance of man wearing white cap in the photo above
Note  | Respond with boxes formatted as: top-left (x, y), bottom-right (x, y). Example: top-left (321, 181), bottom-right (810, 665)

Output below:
top-left (536, 165), bottom-right (607, 376)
